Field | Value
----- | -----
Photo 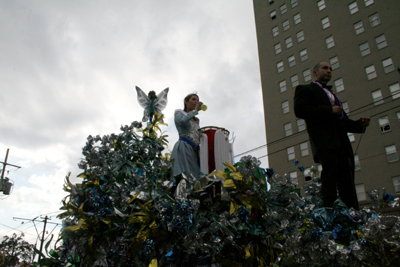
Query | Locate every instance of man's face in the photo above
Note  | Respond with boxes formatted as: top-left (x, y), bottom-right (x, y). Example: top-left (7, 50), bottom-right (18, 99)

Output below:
top-left (314, 62), bottom-right (332, 83)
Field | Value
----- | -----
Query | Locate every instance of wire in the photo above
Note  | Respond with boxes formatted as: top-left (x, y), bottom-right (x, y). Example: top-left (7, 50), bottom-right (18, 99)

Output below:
top-left (235, 99), bottom-right (399, 158)
top-left (348, 94), bottom-right (400, 117)
top-left (357, 148), bottom-right (399, 162)
top-left (0, 223), bottom-right (37, 237)
top-left (40, 211), bottom-right (63, 217)
top-left (257, 143), bottom-right (399, 168)
top-left (255, 105), bottom-right (400, 160)
top-left (4, 199), bottom-right (62, 204)
top-left (362, 105), bottom-right (400, 119)
top-left (234, 144), bottom-right (268, 158)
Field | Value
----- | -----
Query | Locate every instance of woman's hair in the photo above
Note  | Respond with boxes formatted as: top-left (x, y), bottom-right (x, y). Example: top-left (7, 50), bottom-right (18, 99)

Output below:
top-left (183, 93), bottom-right (199, 112)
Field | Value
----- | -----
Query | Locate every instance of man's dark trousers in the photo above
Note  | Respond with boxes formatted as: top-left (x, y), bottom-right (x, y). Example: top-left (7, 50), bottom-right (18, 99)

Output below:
top-left (318, 149), bottom-right (359, 210)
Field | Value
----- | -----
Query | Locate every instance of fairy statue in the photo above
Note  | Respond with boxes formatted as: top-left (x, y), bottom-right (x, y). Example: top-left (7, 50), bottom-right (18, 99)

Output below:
top-left (135, 86), bottom-right (169, 124)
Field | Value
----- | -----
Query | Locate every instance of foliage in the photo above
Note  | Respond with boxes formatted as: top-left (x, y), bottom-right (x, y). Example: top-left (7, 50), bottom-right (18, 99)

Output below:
top-left (0, 233), bottom-right (34, 266)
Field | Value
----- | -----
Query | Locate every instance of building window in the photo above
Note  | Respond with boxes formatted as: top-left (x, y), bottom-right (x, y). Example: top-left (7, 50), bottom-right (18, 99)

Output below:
top-left (372, 89), bottom-right (383, 105)
top-left (299, 49), bottom-right (308, 62)
top-left (287, 146), bottom-right (295, 160)
top-left (279, 80), bottom-right (287, 93)
top-left (330, 56), bottom-right (339, 70)
top-left (280, 4), bottom-right (287, 15)
top-left (369, 13), bottom-right (381, 27)
top-left (300, 142), bottom-right (309, 157)
top-left (270, 10), bottom-right (277, 20)
top-left (359, 42), bottom-right (370, 57)
top-left (382, 58), bottom-right (395, 73)
top-left (277, 61), bottom-right (284, 73)
top-left (364, 0), bottom-right (374, 7)
top-left (289, 171), bottom-right (298, 185)
top-left (355, 155), bottom-right (361, 170)
top-left (296, 31), bottom-right (304, 43)
top-left (283, 20), bottom-right (290, 31)
top-left (334, 78), bottom-right (344, 93)
top-left (378, 116), bottom-right (391, 133)
top-left (348, 133), bottom-right (355, 142)
top-left (393, 176), bottom-right (400, 193)
top-left (285, 37), bottom-right (293, 49)
top-left (303, 69), bottom-right (311, 82)
top-left (385, 145), bottom-right (399, 163)
top-left (294, 13), bottom-right (301, 25)
top-left (291, 0), bottom-right (298, 8)
top-left (356, 184), bottom-right (367, 201)
top-left (325, 36), bottom-right (335, 49)
top-left (321, 17), bottom-right (330, 29)
top-left (389, 83), bottom-right (400, 99)
top-left (342, 102), bottom-right (350, 114)
top-left (365, 65), bottom-right (377, 80)
top-left (282, 101), bottom-right (290, 114)
top-left (284, 123), bottom-right (292, 136)
top-left (354, 21), bottom-right (364, 35)
top-left (297, 119), bottom-right (306, 131)
top-left (291, 74), bottom-right (299, 88)
top-left (317, 0), bottom-right (326, 11)
top-left (375, 34), bottom-right (387, 49)
top-left (288, 55), bottom-right (296, 68)
top-left (274, 43), bottom-right (282, 54)
top-left (272, 26), bottom-right (279, 37)
top-left (348, 2), bottom-right (359, 14)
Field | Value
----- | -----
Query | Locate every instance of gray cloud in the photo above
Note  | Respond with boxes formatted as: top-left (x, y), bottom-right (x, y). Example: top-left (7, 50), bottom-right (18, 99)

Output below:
top-left (0, 0), bottom-right (268, 244)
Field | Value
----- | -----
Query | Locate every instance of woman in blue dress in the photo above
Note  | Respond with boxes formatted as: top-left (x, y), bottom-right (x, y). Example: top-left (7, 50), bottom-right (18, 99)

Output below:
top-left (171, 93), bottom-right (203, 178)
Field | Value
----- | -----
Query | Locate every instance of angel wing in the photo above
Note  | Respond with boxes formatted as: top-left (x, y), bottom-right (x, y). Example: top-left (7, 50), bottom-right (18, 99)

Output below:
top-left (154, 87), bottom-right (169, 113)
top-left (136, 86), bottom-right (150, 109)
top-left (135, 86), bottom-right (169, 122)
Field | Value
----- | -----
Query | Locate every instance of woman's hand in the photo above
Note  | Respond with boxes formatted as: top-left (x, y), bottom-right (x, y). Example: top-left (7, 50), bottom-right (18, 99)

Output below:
top-left (196, 101), bottom-right (203, 111)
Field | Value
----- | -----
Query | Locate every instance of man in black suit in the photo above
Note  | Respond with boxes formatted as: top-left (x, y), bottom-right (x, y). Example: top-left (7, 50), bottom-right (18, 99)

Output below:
top-left (294, 62), bottom-right (370, 209)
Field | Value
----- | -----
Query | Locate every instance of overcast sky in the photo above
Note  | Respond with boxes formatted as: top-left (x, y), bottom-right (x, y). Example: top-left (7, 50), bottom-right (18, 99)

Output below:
top-left (0, 0), bottom-right (268, 246)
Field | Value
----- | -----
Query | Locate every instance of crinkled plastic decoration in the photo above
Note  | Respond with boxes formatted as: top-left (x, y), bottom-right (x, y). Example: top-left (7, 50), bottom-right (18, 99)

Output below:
top-left (36, 117), bottom-right (400, 267)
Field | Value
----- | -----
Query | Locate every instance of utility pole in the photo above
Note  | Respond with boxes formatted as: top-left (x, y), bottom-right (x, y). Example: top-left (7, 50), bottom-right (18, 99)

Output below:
top-left (13, 216), bottom-right (61, 262)
top-left (0, 148), bottom-right (21, 195)
top-left (38, 216), bottom-right (48, 262)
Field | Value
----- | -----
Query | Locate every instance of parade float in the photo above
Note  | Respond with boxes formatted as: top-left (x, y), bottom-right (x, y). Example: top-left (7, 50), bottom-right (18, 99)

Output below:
top-left (36, 89), bottom-right (400, 267)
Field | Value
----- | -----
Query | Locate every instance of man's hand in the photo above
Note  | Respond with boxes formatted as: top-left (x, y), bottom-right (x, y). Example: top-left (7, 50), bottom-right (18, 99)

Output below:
top-left (332, 105), bottom-right (343, 115)
top-left (360, 117), bottom-right (370, 127)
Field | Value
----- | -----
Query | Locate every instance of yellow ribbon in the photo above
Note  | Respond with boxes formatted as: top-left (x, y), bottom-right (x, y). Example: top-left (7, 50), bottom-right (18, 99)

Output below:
top-left (127, 191), bottom-right (141, 204)
top-left (230, 200), bottom-right (239, 215)
top-left (208, 170), bottom-right (228, 180)
top-left (149, 259), bottom-right (158, 267)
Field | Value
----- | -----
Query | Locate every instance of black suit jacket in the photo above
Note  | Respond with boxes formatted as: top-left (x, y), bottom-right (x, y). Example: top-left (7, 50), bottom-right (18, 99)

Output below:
top-left (294, 83), bottom-right (365, 163)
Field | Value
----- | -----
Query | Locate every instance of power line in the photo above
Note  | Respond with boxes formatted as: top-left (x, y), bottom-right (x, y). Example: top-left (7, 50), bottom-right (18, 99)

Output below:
top-left (357, 148), bottom-right (400, 162)
top-left (13, 216), bottom-right (62, 262)
top-left (0, 223), bottom-right (37, 237)
top-left (234, 99), bottom-right (400, 158)
top-left (4, 199), bottom-right (62, 204)
top-left (257, 143), bottom-right (399, 168)
top-left (347, 92), bottom-right (400, 117)
top-left (40, 211), bottom-right (63, 217)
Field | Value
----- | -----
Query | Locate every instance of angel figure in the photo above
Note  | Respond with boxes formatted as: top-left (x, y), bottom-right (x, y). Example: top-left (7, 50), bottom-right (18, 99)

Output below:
top-left (136, 86), bottom-right (169, 123)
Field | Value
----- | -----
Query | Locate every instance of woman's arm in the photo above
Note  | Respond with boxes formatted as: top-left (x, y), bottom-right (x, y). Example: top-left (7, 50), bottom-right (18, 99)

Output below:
top-left (174, 109), bottom-right (198, 125)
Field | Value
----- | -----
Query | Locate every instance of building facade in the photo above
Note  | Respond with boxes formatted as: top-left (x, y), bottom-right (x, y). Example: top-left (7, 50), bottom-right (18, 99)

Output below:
top-left (253, 0), bottom-right (400, 207)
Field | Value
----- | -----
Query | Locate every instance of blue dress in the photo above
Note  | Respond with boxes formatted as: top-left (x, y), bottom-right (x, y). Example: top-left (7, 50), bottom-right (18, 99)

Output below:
top-left (171, 109), bottom-right (200, 178)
